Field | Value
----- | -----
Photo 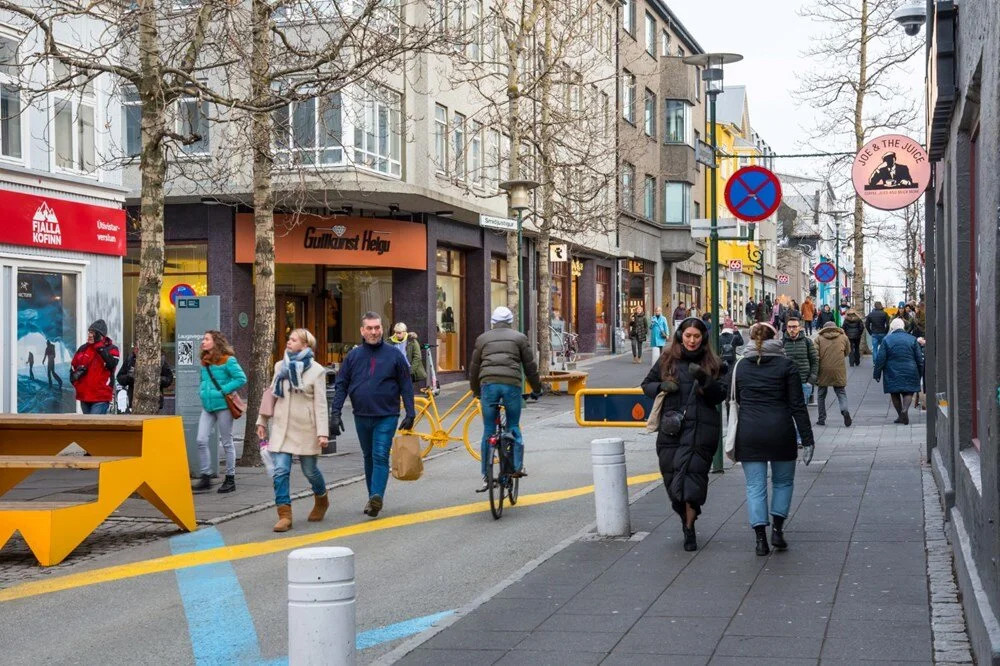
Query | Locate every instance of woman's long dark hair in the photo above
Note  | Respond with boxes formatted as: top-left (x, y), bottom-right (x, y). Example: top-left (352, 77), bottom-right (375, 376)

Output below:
top-left (659, 318), bottom-right (722, 381)
top-left (201, 330), bottom-right (235, 365)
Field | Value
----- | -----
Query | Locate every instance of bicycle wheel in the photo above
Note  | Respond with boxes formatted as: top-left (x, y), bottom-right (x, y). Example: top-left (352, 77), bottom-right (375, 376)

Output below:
top-left (487, 442), bottom-right (503, 519)
top-left (504, 437), bottom-right (519, 505)
top-left (461, 400), bottom-right (484, 461)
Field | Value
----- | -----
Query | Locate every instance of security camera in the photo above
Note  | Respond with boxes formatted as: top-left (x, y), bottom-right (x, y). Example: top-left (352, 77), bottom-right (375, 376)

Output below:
top-left (892, 3), bottom-right (927, 36)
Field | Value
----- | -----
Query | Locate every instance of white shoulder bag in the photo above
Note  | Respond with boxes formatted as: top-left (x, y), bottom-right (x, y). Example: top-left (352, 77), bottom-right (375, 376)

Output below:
top-left (724, 358), bottom-right (742, 461)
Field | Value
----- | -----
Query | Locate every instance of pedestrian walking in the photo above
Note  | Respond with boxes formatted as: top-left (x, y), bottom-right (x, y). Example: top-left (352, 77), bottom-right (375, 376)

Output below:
top-left (782, 317), bottom-right (818, 410)
top-left (801, 297), bottom-right (816, 335)
top-left (672, 302), bottom-right (688, 323)
top-left (628, 306), bottom-right (649, 364)
top-left (117, 346), bottom-right (174, 411)
top-left (70, 320), bottom-right (120, 414)
top-left (733, 322), bottom-right (814, 555)
top-left (43, 339), bottom-right (63, 389)
top-left (701, 312), bottom-right (713, 336)
top-left (815, 322), bottom-right (852, 427)
top-left (718, 316), bottom-right (744, 369)
top-left (330, 312), bottom-right (415, 518)
top-left (785, 300), bottom-right (802, 333)
top-left (257, 328), bottom-right (330, 532)
top-left (745, 299), bottom-right (757, 326)
top-left (640, 317), bottom-right (726, 552)
top-left (649, 307), bottom-right (670, 365)
top-left (816, 304), bottom-right (836, 328)
top-left (192, 330), bottom-right (246, 493)
top-left (865, 301), bottom-right (891, 359)
top-left (387, 322), bottom-right (427, 388)
top-left (841, 309), bottom-right (865, 366)
top-left (874, 318), bottom-right (924, 425)
top-left (469, 306), bottom-right (542, 488)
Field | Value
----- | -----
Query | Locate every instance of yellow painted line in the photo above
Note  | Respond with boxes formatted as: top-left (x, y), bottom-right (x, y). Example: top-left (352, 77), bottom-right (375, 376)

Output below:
top-left (0, 472), bottom-right (662, 603)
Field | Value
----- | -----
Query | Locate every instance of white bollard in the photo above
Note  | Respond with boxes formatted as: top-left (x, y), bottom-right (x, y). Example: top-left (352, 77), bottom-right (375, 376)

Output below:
top-left (650, 345), bottom-right (661, 366)
top-left (591, 438), bottom-right (631, 537)
top-left (288, 547), bottom-right (356, 666)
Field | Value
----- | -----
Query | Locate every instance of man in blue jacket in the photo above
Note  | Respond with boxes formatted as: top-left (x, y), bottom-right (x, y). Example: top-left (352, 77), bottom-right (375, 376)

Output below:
top-left (331, 311), bottom-right (415, 518)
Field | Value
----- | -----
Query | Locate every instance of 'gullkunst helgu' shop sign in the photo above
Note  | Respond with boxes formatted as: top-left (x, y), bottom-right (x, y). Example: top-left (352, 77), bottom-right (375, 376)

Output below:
top-left (851, 134), bottom-right (930, 211)
top-left (235, 213), bottom-right (427, 270)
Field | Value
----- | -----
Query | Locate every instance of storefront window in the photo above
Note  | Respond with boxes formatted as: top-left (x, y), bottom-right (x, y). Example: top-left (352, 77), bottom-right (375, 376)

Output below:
top-left (123, 243), bottom-right (208, 385)
top-left (16, 270), bottom-right (78, 413)
top-left (323, 268), bottom-right (393, 361)
top-left (436, 247), bottom-right (464, 372)
top-left (490, 256), bottom-right (507, 313)
top-left (551, 259), bottom-right (569, 329)
top-left (596, 266), bottom-right (610, 348)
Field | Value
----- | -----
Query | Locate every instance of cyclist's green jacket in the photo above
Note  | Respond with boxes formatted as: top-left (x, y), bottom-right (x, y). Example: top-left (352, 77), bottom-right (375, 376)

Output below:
top-left (469, 323), bottom-right (542, 395)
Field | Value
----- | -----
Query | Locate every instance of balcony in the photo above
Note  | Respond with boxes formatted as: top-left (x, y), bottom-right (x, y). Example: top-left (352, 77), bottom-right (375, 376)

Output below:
top-left (661, 225), bottom-right (698, 262)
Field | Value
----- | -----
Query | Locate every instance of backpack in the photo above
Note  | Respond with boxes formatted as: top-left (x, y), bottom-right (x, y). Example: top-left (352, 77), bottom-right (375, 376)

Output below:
top-left (719, 332), bottom-right (736, 362)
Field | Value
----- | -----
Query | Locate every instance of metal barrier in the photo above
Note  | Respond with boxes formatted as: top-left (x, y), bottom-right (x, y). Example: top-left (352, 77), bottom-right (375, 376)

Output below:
top-left (573, 388), bottom-right (653, 428)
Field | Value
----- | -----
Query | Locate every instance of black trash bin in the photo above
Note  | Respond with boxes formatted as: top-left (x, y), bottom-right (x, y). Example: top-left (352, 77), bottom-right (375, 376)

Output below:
top-left (324, 367), bottom-right (338, 454)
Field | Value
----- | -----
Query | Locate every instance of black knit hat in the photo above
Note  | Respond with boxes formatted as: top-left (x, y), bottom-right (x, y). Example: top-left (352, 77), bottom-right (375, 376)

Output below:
top-left (88, 319), bottom-right (108, 338)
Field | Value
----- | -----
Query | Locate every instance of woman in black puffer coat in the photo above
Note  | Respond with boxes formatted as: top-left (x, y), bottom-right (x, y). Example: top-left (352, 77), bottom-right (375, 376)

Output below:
top-left (642, 317), bottom-right (727, 552)
top-left (733, 322), bottom-right (815, 556)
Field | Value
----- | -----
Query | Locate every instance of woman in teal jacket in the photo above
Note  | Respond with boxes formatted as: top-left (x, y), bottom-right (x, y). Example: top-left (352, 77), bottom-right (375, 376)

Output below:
top-left (193, 330), bottom-right (247, 493)
top-left (649, 307), bottom-right (670, 360)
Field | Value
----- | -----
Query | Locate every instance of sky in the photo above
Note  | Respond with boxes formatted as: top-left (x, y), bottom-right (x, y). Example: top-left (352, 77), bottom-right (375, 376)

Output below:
top-left (669, 0), bottom-right (926, 303)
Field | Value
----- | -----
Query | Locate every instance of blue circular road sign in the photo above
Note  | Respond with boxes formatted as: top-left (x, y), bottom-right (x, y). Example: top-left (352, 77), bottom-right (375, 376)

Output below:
top-left (724, 166), bottom-right (783, 222)
top-left (814, 262), bottom-right (837, 284)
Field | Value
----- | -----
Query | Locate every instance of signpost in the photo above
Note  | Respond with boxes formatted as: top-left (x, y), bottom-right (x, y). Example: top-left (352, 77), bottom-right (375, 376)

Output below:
top-left (777, 273), bottom-right (790, 285)
top-left (727, 259), bottom-right (743, 272)
top-left (690, 218), bottom-right (739, 240)
top-left (814, 261), bottom-right (837, 284)
top-left (724, 165), bottom-right (782, 222)
top-left (696, 140), bottom-right (716, 168)
top-left (479, 214), bottom-right (518, 232)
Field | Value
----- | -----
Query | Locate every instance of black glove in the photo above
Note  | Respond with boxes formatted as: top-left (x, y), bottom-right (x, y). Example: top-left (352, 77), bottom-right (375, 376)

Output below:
top-left (70, 366), bottom-right (87, 384)
top-left (399, 415), bottom-right (415, 431)
top-left (530, 391), bottom-right (541, 400)
top-left (329, 413), bottom-right (345, 436)
top-left (659, 379), bottom-right (679, 394)
top-left (688, 363), bottom-right (709, 386)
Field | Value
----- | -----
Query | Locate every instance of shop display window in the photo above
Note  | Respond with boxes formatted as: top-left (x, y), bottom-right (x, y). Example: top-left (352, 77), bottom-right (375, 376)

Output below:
top-left (490, 256), bottom-right (507, 313)
top-left (323, 269), bottom-right (393, 362)
top-left (16, 270), bottom-right (78, 413)
top-left (596, 266), bottom-right (610, 348)
top-left (436, 247), bottom-right (464, 372)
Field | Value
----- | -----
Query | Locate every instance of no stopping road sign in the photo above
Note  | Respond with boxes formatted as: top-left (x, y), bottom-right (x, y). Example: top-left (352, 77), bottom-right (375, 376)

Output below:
top-left (814, 262), bottom-right (837, 283)
top-left (725, 166), bottom-right (782, 222)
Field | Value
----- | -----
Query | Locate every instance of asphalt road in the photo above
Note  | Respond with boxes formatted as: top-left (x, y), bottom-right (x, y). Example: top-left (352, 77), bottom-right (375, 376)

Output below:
top-left (0, 352), bottom-right (663, 664)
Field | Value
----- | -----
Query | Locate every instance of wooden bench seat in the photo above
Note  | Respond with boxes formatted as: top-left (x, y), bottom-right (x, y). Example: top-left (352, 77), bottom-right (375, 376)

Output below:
top-left (532, 370), bottom-right (589, 396)
top-left (0, 500), bottom-right (95, 510)
top-left (0, 456), bottom-right (131, 470)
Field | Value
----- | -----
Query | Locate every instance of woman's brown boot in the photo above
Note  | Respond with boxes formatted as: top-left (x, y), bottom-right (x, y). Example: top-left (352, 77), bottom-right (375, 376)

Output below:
top-left (308, 493), bottom-right (329, 522)
top-left (273, 504), bottom-right (292, 532)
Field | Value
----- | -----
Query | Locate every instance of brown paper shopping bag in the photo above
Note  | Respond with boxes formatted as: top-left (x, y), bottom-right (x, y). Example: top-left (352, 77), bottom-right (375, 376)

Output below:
top-left (391, 433), bottom-right (424, 481)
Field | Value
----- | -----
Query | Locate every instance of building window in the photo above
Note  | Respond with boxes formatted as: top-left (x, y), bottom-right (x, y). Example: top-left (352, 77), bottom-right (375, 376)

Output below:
top-left (469, 120), bottom-right (482, 183)
top-left (621, 162), bottom-right (635, 212)
top-left (970, 124), bottom-right (980, 445)
top-left (643, 175), bottom-right (655, 219)
top-left (695, 66), bottom-right (702, 100)
top-left (433, 103), bottom-right (447, 171)
top-left (622, 0), bottom-right (634, 35)
top-left (660, 29), bottom-right (670, 57)
top-left (486, 128), bottom-right (500, 186)
top-left (644, 89), bottom-right (655, 137)
top-left (663, 182), bottom-right (690, 224)
top-left (490, 256), bottom-right (508, 313)
top-left (601, 91), bottom-right (610, 137)
top-left (353, 86), bottom-right (402, 176)
top-left (694, 201), bottom-right (700, 220)
top-left (644, 12), bottom-right (656, 56)
top-left (468, 0), bottom-right (483, 60)
top-left (664, 99), bottom-right (692, 145)
top-left (622, 71), bottom-right (635, 124)
top-left (272, 92), bottom-right (342, 165)
top-left (436, 247), bottom-right (465, 372)
top-left (601, 11), bottom-right (613, 58)
top-left (0, 35), bottom-right (21, 160)
top-left (122, 84), bottom-right (141, 158)
top-left (596, 265), bottom-right (610, 348)
top-left (452, 111), bottom-right (466, 179)
top-left (676, 45), bottom-right (684, 57)
top-left (51, 60), bottom-right (96, 173)
top-left (177, 90), bottom-right (210, 155)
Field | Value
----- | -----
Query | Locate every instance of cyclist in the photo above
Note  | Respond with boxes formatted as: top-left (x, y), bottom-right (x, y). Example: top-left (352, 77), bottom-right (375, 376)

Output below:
top-left (469, 306), bottom-right (542, 490)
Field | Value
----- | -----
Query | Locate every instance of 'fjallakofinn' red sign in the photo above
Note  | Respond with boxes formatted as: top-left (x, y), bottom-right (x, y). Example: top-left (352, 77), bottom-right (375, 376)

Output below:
top-left (0, 188), bottom-right (126, 256)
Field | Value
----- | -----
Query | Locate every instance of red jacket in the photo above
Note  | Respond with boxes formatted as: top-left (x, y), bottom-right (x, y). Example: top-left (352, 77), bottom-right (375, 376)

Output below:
top-left (71, 339), bottom-right (120, 403)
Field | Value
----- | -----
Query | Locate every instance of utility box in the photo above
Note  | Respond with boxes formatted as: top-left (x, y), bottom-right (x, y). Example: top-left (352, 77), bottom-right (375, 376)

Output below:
top-left (175, 296), bottom-right (220, 477)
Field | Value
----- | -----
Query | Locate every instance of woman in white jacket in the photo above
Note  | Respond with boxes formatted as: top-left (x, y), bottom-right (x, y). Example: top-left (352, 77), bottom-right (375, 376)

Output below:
top-left (256, 328), bottom-right (329, 532)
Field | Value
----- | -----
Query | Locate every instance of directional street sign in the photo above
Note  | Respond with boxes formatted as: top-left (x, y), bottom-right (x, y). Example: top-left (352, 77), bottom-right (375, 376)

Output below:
top-left (777, 273), bottom-right (790, 285)
top-left (724, 165), bottom-right (783, 222)
top-left (479, 214), bottom-right (518, 231)
top-left (814, 261), bottom-right (837, 284)
top-left (727, 259), bottom-right (743, 272)
top-left (696, 140), bottom-right (716, 168)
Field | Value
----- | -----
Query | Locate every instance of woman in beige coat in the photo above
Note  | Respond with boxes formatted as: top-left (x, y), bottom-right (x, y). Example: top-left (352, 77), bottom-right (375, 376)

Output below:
top-left (256, 329), bottom-right (329, 532)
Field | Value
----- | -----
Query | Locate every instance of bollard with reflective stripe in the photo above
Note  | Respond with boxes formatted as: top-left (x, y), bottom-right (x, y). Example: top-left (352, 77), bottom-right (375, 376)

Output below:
top-left (590, 438), bottom-right (631, 537)
top-left (288, 547), bottom-right (356, 666)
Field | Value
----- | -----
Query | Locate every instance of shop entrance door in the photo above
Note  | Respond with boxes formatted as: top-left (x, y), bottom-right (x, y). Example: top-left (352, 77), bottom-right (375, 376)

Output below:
top-left (276, 294), bottom-right (308, 360)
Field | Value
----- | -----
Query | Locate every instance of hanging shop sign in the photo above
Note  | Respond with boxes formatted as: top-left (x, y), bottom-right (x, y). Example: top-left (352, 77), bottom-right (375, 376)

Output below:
top-left (549, 244), bottom-right (568, 262)
top-left (0, 188), bottom-right (126, 256)
top-left (235, 214), bottom-right (427, 270)
top-left (777, 274), bottom-right (790, 284)
top-left (724, 166), bottom-right (782, 222)
top-left (727, 259), bottom-right (743, 272)
top-left (852, 134), bottom-right (930, 210)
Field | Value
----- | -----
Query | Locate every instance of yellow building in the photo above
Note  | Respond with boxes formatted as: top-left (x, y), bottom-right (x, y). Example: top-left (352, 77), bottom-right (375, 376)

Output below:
top-left (704, 85), bottom-right (778, 323)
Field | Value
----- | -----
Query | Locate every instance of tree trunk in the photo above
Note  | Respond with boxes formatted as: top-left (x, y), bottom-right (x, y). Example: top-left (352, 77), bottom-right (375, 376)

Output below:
top-left (132, 0), bottom-right (167, 415)
top-left (536, 2), bottom-right (553, 376)
top-left (851, 0), bottom-right (869, 312)
top-left (239, 0), bottom-right (274, 467)
top-left (505, 31), bottom-right (523, 329)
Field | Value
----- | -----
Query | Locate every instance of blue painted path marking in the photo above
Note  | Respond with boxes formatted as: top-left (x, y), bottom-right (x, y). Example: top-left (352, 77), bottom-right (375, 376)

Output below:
top-left (356, 610), bottom-right (455, 650)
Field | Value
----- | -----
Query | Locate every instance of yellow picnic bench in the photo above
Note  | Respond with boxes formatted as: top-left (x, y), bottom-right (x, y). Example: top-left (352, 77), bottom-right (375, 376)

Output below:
top-left (0, 415), bottom-right (196, 566)
top-left (529, 370), bottom-right (589, 396)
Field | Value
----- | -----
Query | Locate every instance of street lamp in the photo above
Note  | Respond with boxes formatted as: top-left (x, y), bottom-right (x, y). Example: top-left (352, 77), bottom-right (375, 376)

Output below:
top-left (499, 179), bottom-right (540, 333)
top-left (823, 210), bottom-right (850, 325)
top-left (683, 52), bottom-right (742, 474)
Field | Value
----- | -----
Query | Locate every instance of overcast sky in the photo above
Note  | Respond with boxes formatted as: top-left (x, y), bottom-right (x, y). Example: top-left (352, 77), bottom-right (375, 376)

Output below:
top-left (669, 0), bottom-right (926, 302)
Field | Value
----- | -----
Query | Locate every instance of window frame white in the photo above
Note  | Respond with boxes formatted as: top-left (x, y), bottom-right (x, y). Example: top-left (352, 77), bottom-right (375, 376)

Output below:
top-left (663, 99), bottom-right (693, 146)
top-left (49, 59), bottom-right (98, 176)
top-left (644, 12), bottom-right (656, 57)
top-left (176, 89), bottom-right (211, 156)
top-left (663, 181), bottom-right (691, 225)
top-left (452, 110), bottom-right (466, 180)
top-left (622, 71), bottom-right (635, 124)
top-left (433, 103), bottom-right (448, 173)
top-left (352, 85), bottom-right (402, 177)
top-left (272, 90), bottom-right (344, 167)
top-left (623, 0), bottom-right (635, 35)
top-left (643, 174), bottom-right (655, 219)
top-left (121, 83), bottom-right (141, 159)
top-left (660, 29), bottom-right (670, 57)
top-left (621, 162), bottom-right (635, 213)
top-left (0, 32), bottom-right (25, 163)
top-left (644, 88), bottom-right (655, 138)
top-left (469, 119), bottom-right (482, 184)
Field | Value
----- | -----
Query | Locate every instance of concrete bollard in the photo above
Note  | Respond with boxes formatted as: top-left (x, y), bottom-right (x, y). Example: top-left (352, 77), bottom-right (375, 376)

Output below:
top-left (591, 438), bottom-right (631, 537)
top-left (288, 547), bottom-right (356, 666)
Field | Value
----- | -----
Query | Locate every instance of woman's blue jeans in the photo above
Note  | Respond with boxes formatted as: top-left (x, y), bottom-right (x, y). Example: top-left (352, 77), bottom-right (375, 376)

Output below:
top-left (741, 460), bottom-right (796, 527)
top-left (272, 452), bottom-right (326, 507)
top-left (354, 415), bottom-right (397, 499)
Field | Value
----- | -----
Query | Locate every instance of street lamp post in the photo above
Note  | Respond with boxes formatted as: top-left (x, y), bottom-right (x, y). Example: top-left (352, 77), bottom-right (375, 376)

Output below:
top-left (499, 179), bottom-right (541, 333)
top-left (683, 52), bottom-right (742, 474)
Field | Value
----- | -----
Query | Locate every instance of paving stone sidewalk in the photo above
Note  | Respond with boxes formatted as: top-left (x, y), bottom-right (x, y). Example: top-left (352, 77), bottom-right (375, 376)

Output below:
top-left (394, 359), bottom-right (972, 664)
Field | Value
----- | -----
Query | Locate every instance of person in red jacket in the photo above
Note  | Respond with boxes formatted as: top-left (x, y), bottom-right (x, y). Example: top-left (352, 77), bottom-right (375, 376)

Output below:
top-left (70, 319), bottom-right (120, 414)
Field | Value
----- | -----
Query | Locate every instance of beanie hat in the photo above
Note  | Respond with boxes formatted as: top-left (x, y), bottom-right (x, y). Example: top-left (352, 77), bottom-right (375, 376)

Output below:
top-left (491, 306), bottom-right (514, 325)
top-left (889, 318), bottom-right (906, 332)
top-left (88, 319), bottom-right (108, 338)
top-left (822, 321), bottom-right (837, 329)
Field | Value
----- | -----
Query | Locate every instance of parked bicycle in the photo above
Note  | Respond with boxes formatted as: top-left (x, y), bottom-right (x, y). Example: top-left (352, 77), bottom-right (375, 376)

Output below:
top-left (403, 388), bottom-right (484, 460)
top-left (549, 326), bottom-right (580, 371)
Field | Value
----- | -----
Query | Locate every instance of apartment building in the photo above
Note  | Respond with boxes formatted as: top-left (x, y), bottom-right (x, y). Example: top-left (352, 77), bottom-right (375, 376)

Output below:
top-left (0, 8), bottom-right (127, 415)
top-left (617, 0), bottom-right (707, 322)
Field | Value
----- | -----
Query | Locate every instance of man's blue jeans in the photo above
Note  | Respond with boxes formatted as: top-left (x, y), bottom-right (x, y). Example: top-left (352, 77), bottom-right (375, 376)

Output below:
top-left (871, 333), bottom-right (886, 361)
top-left (354, 415), bottom-right (397, 499)
top-left (742, 460), bottom-right (796, 527)
top-left (272, 452), bottom-right (326, 506)
top-left (479, 383), bottom-right (523, 477)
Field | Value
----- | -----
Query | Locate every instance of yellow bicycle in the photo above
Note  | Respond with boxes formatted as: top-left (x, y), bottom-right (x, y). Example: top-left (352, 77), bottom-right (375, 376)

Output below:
top-left (402, 389), bottom-right (485, 460)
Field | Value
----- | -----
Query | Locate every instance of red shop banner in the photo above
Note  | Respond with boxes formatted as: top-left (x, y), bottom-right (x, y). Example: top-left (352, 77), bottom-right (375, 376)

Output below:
top-left (0, 188), bottom-right (126, 257)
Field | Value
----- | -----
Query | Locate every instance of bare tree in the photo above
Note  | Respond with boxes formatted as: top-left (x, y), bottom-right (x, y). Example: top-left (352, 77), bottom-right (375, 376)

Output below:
top-left (795, 0), bottom-right (922, 312)
top-left (885, 202), bottom-right (923, 302)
